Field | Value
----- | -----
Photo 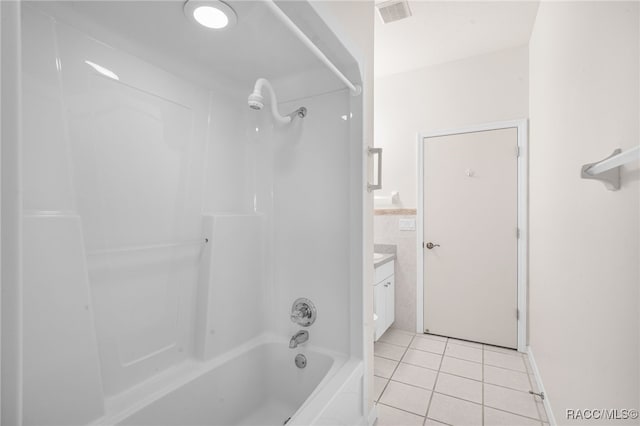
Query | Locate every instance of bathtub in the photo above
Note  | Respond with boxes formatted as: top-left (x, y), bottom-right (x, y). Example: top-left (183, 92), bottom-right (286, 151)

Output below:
top-left (92, 336), bottom-right (353, 426)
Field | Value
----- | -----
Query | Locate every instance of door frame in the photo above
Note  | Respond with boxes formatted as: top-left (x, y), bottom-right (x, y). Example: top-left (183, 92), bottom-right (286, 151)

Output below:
top-left (416, 119), bottom-right (528, 352)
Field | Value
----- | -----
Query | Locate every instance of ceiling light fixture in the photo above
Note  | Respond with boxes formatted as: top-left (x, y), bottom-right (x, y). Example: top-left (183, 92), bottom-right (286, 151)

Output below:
top-left (184, 0), bottom-right (237, 30)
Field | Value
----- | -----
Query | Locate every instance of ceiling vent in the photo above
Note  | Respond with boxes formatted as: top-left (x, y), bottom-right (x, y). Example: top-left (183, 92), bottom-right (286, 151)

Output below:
top-left (376, 0), bottom-right (412, 24)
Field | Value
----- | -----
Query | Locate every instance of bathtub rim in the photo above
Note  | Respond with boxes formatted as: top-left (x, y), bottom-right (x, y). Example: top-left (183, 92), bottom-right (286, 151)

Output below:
top-left (88, 332), bottom-right (350, 426)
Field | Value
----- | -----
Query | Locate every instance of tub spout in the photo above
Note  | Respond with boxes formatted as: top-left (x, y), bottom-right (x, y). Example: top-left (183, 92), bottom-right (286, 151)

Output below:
top-left (289, 330), bottom-right (309, 349)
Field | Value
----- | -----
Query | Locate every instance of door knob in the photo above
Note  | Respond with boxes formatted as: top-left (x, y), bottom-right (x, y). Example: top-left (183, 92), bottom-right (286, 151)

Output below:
top-left (425, 242), bottom-right (440, 249)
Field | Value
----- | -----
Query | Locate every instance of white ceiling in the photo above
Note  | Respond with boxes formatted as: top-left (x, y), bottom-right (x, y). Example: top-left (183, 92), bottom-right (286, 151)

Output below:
top-left (375, 1), bottom-right (540, 77)
top-left (37, 1), bottom-right (331, 88)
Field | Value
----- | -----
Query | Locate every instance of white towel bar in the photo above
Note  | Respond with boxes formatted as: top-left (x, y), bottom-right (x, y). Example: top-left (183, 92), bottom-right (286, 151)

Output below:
top-left (581, 146), bottom-right (639, 190)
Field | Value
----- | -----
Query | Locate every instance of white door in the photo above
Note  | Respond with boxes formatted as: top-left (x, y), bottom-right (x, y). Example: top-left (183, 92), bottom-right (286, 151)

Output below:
top-left (423, 128), bottom-right (518, 348)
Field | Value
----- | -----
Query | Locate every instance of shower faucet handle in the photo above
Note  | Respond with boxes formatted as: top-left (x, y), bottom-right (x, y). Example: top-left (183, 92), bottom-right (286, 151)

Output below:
top-left (290, 307), bottom-right (309, 321)
top-left (290, 298), bottom-right (317, 327)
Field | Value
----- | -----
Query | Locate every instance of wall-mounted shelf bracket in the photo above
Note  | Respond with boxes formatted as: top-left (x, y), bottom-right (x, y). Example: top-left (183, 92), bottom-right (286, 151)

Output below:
top-left (581, 146), bottom-right (639, 191)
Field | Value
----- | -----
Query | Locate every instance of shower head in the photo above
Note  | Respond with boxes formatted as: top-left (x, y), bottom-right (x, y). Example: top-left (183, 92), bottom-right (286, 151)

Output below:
top-left (247, 78), bottom-right (291, 124)
top-left (247, 79), bottom-right (307, 124)
top-left (247, 92), bottom-right (264, 110)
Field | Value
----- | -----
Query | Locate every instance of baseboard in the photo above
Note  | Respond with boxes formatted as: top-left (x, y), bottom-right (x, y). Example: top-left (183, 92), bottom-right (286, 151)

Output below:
top-left (527, 346), bottom-right (557, 426)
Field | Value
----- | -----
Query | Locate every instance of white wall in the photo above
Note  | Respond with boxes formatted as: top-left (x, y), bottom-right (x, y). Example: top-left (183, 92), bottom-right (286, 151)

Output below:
top-left (373, 46), bottom-right (529, 337)
top-left (374, 45), bottom-right (528, 208)
top-left (529, 2), bottom-right (639, 424)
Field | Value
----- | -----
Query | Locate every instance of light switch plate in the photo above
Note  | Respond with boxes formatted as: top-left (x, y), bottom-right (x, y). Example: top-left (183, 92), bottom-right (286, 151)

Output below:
top-left (398, 218), bottom-right (416, 231)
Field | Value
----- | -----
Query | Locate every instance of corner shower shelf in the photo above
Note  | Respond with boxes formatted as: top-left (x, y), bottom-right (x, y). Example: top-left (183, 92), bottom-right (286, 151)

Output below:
top-left (581, 146), bottom-right (640, 190)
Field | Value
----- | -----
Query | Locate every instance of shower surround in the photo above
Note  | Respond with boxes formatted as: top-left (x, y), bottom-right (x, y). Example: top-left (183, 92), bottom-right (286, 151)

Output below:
top-left (3, 1), bottom-right (366, 425)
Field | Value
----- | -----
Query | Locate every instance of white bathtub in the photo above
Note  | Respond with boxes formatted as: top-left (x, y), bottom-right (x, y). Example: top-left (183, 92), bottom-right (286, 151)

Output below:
top-left (91, 336), bottom-right (353, 426)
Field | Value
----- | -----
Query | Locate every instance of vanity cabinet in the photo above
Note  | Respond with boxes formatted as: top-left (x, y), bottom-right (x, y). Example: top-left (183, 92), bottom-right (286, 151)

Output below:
top-left (374, 260), bottom-right (395, 341)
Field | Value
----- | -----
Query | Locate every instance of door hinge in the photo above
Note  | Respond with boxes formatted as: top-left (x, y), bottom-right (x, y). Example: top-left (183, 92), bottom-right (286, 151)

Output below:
top-left (516, 309), bottom-right (520, 320)
top-left (516, 228), bottom-right (520, 239)
top-left (516, 146), bottom-right (520, 157)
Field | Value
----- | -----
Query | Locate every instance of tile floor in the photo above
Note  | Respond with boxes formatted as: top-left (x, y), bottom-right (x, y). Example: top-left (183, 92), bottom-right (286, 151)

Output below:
top-left (374, 328), bottom-right (549, 426)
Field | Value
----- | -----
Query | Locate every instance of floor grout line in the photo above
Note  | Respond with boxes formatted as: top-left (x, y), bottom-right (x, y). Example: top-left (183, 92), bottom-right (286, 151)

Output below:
top-left (410, 348), bottom-right (527, 372)
top-left (483, 381), bottom-right (541, 395)
top-left (376, 401), bottom-right (426, 420)
top-left (425, 415), bottom-right (452, 426)
top-left (374, 362), bottom-right (540, 394)
top-left (385, 375), bottom-right (497, 407)
top-left (373, 376), bottom-right (390, 402)
top-left (431, 390), bottom-right (482, 406)
top-left (374, 353), bottom-right (407, 362)
top-left (446, 343), bottom-right (484, 353)
top-left (406, 344), bottom-right (444, 356)
top-left (483, 361), bottom-right (529, 374)
top-left (377, 331), bottom-right (542, 425)
top-left (436, 370), bottom-right (482, 385)
top-left (375, 380), bottom-right (388, 403)
top-left (381, 385), bottom-right (543, 425)
top-left (423, 337), bottom-right (447, 423)
top-left (442, 353), bottom-right (484, 365)
top-left (389, 361), bottom-right (439, 372)
top-left (482, 404), bottom-right (546, 423)
top-left (378, 334), bottom-right (417, 406)
top-left (408, 338), bottom-right (524, 365)
top-left (409, 345), bottom-right (446, 357)
top-left (378, 359), bottom-right (537, 393)
top-left (400, 360), bottom-right (442, 372)
top-left (376, 339), bottom-right (413, 349)
top-left (386, 378), bottom-right (433, 393)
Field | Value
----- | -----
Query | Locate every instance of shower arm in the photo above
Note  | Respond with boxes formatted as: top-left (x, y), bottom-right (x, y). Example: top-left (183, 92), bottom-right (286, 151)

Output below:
top-left (251, 78), bottom-right (291, 125)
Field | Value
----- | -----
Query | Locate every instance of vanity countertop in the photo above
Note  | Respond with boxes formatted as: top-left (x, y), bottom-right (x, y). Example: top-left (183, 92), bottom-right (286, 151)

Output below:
top-left (373, 252), bottom-right (396, 268)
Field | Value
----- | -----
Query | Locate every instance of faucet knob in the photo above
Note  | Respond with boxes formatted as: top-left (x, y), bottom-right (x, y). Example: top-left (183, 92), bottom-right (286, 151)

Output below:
top-left (290, 305), bottom-right (309, 321)
top-left (290, 298), bottom-right (317, 327)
